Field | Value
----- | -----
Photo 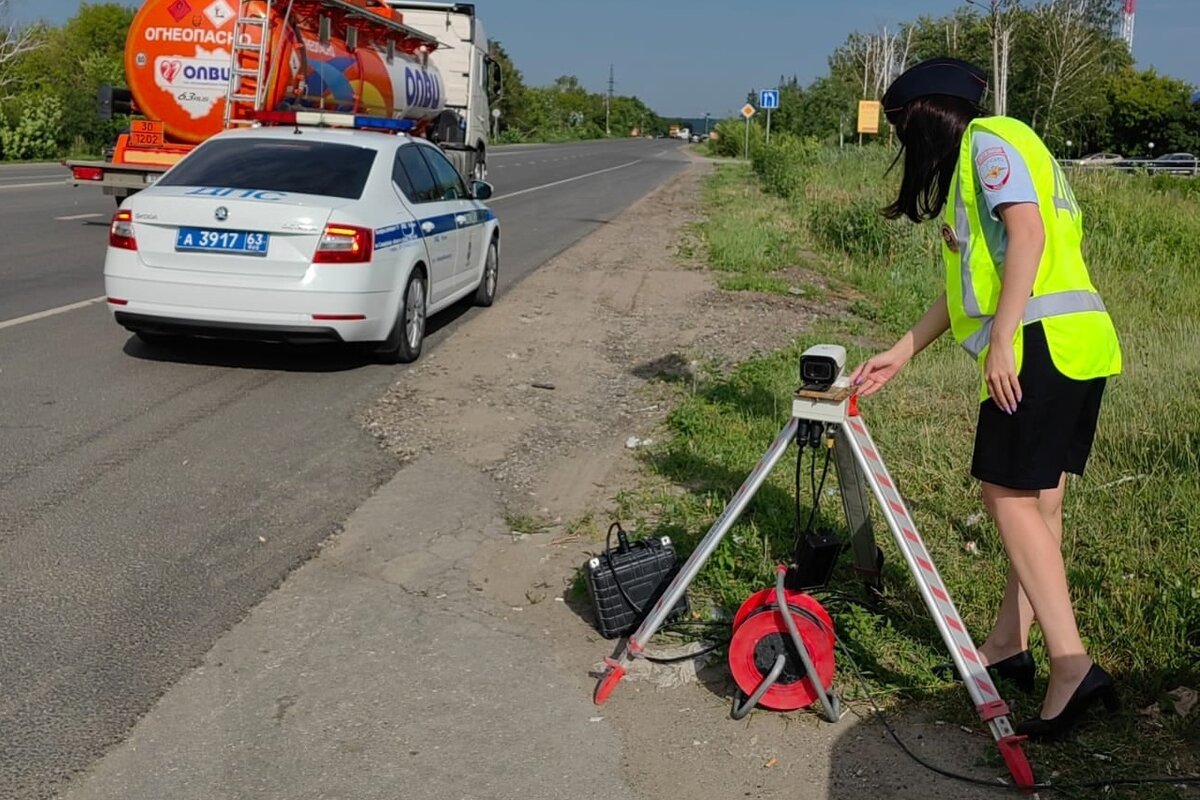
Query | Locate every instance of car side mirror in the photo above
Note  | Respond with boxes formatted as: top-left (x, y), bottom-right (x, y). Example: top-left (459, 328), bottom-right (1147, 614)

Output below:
top-left (469, 179), bottom-right (493, 201)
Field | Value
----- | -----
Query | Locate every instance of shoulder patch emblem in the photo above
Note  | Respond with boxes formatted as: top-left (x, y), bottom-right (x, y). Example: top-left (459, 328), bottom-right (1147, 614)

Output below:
top-left (976, 146), bottom-right (1011, 191)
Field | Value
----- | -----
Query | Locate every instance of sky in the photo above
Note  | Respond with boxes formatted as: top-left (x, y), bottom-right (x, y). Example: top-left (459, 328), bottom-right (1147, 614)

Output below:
top-left (10, 0), bottom-right (1198, 118)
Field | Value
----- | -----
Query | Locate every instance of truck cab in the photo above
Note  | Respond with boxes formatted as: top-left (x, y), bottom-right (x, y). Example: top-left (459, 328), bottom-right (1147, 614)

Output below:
top-left (387, 2), bottom-right (503, 182)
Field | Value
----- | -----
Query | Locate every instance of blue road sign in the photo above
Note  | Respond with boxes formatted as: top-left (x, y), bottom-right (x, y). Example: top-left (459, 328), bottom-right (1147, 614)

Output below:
top-left (760, 89), bottom-right (780, 110)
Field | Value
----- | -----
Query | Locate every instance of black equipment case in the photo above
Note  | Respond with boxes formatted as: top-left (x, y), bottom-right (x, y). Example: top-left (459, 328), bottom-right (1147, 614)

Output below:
top-left (584, 523), bottom-right (689, 639)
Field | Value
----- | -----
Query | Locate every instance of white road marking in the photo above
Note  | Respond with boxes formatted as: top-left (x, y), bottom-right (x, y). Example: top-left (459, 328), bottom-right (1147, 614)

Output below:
top-left (491, 159), bottom-right (644, 203)
top-left (55, 213), bottom-right (102, 221)
top-left (0, 181), bottom-right (64, 190)
top-left (0, 296), bottom-right (107, 331)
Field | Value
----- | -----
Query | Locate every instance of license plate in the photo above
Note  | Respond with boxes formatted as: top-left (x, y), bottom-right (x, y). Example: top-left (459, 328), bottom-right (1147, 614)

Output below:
top-left (175, 228), bottom-right (270, 256)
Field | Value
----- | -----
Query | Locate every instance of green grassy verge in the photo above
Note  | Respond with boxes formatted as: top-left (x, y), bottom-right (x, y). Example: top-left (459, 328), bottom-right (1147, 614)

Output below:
top-left (612, 141), bottom-right (1199, 796)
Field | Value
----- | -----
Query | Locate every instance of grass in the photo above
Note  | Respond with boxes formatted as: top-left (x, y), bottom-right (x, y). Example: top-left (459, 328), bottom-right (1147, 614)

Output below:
top-left (609, 140), bottom-right (1200, 797)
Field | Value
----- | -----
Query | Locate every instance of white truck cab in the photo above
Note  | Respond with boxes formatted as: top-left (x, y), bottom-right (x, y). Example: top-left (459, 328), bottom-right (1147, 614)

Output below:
top-left (387, 2), bottom-right (502, 182)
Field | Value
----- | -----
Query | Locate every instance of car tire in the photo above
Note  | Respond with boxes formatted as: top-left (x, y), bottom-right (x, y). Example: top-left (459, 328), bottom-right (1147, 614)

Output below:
top-left (377, 269), bottom-right (427, 364)
top-left (474, 237), bottom-right (499, 307)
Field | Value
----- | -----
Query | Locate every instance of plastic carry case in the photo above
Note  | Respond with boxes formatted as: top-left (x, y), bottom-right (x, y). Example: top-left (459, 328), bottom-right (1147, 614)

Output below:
top-left (584, 523), bottom-right (689, 639)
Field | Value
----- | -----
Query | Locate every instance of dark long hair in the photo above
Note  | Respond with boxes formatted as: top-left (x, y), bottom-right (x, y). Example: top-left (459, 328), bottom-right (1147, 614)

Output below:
top-left (882, 95), bottom-right (982, 223)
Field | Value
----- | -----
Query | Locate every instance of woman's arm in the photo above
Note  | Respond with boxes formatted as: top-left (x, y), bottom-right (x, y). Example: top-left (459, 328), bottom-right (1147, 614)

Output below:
top-left (991, 203), bottom-right (1044, 343)
top-left (850, 292), bottom-right (948, 396)
top-left (895, 291), bottom-right (950, 361)
top-left (986, 202), bottom-right (1045, 412)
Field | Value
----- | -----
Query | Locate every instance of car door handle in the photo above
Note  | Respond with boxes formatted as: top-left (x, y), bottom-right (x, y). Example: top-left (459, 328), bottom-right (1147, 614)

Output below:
top-left (455, 215), bottom-right (467, 226)
top-left (420, 221), bottom-right (435, 234)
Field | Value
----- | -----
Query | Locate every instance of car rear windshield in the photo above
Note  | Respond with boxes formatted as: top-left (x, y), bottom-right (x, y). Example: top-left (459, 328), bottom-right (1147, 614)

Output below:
top-left (156, 139), bottom-right (378, 199)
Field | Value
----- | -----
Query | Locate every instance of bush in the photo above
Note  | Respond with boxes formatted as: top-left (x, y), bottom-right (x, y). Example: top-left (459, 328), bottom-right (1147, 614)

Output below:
top-left (750, 133), bottom-right (822, 200)
top-left (705, 117), bottom-right (764, 159)
top-left (1, 95), bottom-right (64, 160)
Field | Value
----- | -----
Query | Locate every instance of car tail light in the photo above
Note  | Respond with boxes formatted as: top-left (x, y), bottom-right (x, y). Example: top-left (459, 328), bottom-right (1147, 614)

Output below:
top-left (109, 210), bottom-right (137, 250)
top-left (313, 224), bottom-right (373, 264)
top-left (73, 166), bottom-right (104, 182)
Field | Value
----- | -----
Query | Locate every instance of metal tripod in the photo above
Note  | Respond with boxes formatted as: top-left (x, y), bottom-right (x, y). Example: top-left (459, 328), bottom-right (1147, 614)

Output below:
top-left (592, 378), bottom-right (1035, 791)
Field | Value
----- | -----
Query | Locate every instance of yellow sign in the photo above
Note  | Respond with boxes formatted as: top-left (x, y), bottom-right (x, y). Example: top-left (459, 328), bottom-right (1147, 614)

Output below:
top-left (857, 100), bottom-right (881, 134)
top-left (741, 103), bottom-right (756, 119)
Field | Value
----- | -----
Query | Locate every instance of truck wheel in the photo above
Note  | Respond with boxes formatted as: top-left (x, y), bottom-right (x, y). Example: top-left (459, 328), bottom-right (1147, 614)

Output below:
top-left (473, 150), bottom-right (487, 182)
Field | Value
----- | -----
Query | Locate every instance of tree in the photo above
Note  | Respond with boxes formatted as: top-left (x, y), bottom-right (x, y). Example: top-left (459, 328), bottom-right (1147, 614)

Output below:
top-left (487, 38), bottom-right (528, 136)
top-left (1104, 67), bottom-right (1200, 155)
top-left (1024, 0), bottom-right (1115, 145)
top-left (0, 0), bottom-right (43, 102)
top-left (8, 3), bottom-right (133, 152)
top-left (965, 0), bottom-right (1022, 115)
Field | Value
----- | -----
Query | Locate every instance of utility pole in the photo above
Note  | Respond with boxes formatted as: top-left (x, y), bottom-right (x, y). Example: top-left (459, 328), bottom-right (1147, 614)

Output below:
top-left (606, 63), bottom-right (614, 137)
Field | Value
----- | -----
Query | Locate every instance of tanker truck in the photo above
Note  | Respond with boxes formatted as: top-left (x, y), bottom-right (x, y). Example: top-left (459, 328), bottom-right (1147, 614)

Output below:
top-left (64, 0), bottom-right (501, 204)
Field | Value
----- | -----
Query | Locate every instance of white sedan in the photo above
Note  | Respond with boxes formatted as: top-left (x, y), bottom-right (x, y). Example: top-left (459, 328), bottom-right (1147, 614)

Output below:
top-left (104, 122), bottom-right (500, 363)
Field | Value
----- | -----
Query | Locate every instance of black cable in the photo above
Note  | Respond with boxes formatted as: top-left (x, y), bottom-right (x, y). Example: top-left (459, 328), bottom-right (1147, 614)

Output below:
top-left (812, 611), bottom-right (1200, 793)
top-left (807, 445), bottom-right (832, 533)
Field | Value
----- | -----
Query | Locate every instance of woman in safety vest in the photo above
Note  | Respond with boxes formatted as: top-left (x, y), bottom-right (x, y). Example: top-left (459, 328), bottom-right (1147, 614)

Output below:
top-left (849, 57), bottom-right (1122, 740)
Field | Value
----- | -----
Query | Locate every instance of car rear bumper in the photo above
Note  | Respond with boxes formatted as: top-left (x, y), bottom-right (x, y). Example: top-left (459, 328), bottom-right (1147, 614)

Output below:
top-left (113, 312), bottom-right (346, 344)
top-left (104, 275), bottom-right (397, 342)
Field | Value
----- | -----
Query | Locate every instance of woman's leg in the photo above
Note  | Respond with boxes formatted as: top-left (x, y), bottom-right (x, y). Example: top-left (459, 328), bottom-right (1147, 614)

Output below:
top-left (982, 479), bottom-right (1091, 719)
top-left (979, 473), bottom-right (1066, 664)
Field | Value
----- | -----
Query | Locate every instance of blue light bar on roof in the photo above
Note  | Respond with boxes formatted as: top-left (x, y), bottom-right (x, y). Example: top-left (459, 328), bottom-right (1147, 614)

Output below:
top-left (250, 110), bottom-right (416, 132)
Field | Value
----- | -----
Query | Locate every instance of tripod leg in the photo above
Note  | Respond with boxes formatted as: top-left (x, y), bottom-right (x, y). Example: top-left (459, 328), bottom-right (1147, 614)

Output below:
top-left (833, 425), bottom-right (882, 594)
top-left (839, 412), bottom-right (1034, 790)
top-left (595, 416), bottom-right (801, 705)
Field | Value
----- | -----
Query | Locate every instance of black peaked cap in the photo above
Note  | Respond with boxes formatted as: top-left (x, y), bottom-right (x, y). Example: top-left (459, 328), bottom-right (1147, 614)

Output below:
top-left (882, 57), bottom-right (989, 114)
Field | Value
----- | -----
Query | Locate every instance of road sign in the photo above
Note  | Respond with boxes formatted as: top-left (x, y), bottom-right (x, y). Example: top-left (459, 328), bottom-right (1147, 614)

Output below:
top-left (857, 100), bottom-right (881, 134)
top-left (760, 89), bottom-right (780, 110)
top-left (741, 103), bottom-right (756, 119)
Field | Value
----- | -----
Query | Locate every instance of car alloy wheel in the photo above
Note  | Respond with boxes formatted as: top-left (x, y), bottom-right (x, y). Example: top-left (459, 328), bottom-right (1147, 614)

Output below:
top-left (406, 276), bottom-right (426, 352)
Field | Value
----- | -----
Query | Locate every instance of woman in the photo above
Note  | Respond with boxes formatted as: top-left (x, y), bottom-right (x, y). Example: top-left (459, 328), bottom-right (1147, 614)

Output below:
top-left (850, 57), bottom-right (1123, 740)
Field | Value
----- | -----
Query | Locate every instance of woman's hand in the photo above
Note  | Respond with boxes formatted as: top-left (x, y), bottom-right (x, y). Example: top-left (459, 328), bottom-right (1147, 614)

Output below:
top-left (850, 347), bottom-right (910, 398)
top-left (985, 337), bottom-right (1021, 414)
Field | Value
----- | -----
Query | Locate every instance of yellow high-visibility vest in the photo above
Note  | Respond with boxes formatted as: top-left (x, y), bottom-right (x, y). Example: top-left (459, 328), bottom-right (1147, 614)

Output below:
top-left (942, 116), bottom-right (1122, 401)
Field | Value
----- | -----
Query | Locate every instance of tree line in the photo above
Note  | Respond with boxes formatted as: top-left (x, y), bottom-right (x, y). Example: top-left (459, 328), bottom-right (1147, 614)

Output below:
top-left (0, 1), bottom-right (670, 160)
top-left (714, 0), bottom-right (1199, 159)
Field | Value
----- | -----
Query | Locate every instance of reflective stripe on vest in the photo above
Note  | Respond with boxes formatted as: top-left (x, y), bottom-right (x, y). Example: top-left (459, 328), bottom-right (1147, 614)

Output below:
top-left (960, 289), bottom-right (1108, 357)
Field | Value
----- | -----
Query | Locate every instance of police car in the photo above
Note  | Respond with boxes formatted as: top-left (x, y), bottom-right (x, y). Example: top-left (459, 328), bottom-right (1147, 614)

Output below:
top-left (104, 113), bottom-right (500, 364)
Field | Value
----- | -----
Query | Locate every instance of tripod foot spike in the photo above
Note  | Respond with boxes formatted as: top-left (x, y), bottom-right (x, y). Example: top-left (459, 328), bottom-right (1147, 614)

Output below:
top-left (997, 735), bottom-right (1035, 793)
top-left (594, 658), bottom-right (626, 705)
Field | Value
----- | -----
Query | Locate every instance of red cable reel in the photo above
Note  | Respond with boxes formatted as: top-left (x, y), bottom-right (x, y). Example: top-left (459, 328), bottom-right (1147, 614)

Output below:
top-left (728, 579), bottom-right (837, 715)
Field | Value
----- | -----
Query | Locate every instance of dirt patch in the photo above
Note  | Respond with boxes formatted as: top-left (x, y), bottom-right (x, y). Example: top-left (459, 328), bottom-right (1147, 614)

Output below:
top-left (360, 153), bottom-right (831, 521)
top-left (358, 152), bottom-right (1012, 799)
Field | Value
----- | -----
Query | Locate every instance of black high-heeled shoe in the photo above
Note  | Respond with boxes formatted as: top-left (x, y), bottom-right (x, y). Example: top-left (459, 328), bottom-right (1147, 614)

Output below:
top-left (1016, 663), bottom-right (1120, 741)
top-left (933, 649), bottom-right (1037, 694)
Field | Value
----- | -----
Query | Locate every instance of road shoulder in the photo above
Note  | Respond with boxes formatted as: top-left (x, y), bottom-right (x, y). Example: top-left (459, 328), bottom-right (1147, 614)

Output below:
top-left (55, 151), bottom-right (1001, 800)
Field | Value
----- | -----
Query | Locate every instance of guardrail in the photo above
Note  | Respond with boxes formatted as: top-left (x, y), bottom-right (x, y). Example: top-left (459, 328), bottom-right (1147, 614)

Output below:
top-left (1059, 157), bottom-right (1199, 177)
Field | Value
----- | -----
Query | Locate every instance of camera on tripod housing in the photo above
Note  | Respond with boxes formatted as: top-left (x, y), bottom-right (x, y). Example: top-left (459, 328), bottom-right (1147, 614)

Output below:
top-left (799, 344), bottom-right (847, 392)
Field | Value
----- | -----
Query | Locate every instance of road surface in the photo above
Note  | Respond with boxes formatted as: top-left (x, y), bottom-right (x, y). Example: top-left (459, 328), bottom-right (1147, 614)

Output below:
top-left (0, 137), bottom-right (687, 800)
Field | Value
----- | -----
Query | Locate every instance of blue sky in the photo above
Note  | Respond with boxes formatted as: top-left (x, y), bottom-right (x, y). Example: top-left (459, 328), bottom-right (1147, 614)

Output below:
top-left (12, 0), bottom-right (1198, 118)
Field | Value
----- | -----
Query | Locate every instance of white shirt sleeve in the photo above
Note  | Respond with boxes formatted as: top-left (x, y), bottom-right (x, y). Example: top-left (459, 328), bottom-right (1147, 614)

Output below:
top-left (971, 130), bottom-right (1038, 220)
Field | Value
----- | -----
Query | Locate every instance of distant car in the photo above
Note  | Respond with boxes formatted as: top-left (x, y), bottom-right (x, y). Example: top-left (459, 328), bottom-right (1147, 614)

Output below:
top-left (1148, 152), bottom-right (1199, 175)
top-left (104, 120), bottom-right (501, 364)
top-left (1076, 152), bottom-right (1123, 167)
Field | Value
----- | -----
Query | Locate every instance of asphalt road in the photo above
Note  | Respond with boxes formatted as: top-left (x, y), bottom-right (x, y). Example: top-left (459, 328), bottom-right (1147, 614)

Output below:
top-left (0, 137), bottom-right (687, 800)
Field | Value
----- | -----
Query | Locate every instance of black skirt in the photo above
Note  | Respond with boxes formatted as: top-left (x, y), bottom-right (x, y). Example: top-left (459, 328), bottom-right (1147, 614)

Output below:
top-left (970, 321), bottom-right (1107, 491)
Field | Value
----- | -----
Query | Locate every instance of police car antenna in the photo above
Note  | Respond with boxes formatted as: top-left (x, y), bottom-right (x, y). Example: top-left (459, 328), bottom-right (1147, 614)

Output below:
top-left (592, 343), bottom-right (1038, 792)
